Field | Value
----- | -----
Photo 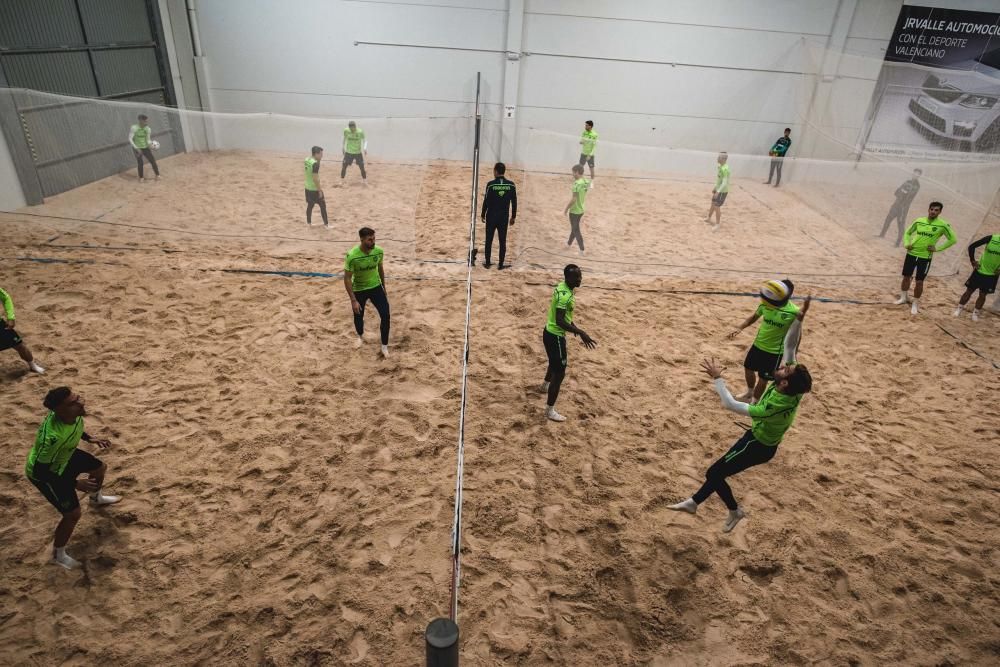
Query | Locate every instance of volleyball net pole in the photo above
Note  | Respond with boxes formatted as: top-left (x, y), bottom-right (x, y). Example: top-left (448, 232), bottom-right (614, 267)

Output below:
top-left (449, 69), bottom-right (480, 623)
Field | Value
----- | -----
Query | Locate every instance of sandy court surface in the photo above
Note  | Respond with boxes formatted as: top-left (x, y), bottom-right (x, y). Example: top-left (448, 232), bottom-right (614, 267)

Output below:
top-left (1, 153), bottom-right (999, 665)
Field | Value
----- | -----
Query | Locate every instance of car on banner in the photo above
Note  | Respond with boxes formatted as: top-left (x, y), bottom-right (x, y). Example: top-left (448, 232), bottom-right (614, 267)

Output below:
top-left (907, 46), bottom-right (1000, 152)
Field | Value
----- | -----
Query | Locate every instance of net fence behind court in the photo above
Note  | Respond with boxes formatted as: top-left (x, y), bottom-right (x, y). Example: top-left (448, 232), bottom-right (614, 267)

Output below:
top-left (1, 87), bottom-right (479, 269)
top-left (476, 122), bottom-right (1000, 287)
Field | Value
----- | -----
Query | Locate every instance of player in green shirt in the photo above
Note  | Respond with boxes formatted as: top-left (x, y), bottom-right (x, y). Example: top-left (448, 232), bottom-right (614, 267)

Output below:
top-left (541, 264), bottom-right (597, 422)
top-left (564, 164), bottom-right (589, 254)
top-left (1, 287), bottom-right (45, 374)
top-left (729, 279), bottom-right (800, 403)
top-left (344, 227), bottom-right (389, 357)
top-left (304, 145), bottom-right (329, 227)
top-left (953, 233), bottom-right (1000, 322)
top-left (128, 113), bottom-right (160, 181)
top-left (669, 297), bottom-right (812, 533)
top-left (706, 152), bottom-right (731, 229)
top-left (578, 120), bottom-right (597, 184)
top-left (25, 387), bottom-right (122, 569)
top-left (893, 201), bottom-right (956, 315)
top-left (341, 121), bottom-right (368, 184)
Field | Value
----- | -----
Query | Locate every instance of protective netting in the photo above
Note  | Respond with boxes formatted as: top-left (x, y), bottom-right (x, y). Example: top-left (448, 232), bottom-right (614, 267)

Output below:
top-left (1, 87), bottom-right (484, 267)
top-left (470, 39), bottom-right (1000, 285)
top-left (4, 32), bottom-right (1000, 287)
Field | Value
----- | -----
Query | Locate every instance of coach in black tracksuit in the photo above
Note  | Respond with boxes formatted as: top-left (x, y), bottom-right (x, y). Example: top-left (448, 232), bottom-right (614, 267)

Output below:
top-left (480, 162), bottom-right (518, 269)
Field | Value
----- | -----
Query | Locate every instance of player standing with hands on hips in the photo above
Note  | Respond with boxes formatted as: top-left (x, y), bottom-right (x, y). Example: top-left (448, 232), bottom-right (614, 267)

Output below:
top-left (893, 201), bottom-right (956, 315)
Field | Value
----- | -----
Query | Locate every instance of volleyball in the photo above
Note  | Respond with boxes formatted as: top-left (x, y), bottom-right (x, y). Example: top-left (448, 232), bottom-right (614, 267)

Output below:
top-left (150, 140), bottom-right (160, 150)
top-left (760, 279), bottom-right (790, 305)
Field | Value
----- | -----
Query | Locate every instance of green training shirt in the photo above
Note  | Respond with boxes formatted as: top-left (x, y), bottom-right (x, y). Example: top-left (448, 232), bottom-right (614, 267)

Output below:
top-left (570, 178), bottom-right (588, 215)
top-left (903, 217), bottom-right (956, 260)
top-left (304, 157), bottom-right (320, 191)
top-left (130, 124), bottom-right (150, 149)
top-left (344, 245), bottom-right (384, 292)
top-left (715, 163), bottom-right (731, 193)
top-left (0, 287), bottom-right (13, 320)
top-left (753, 301), bottom-right (800, 355)
top-left (580, 130), bottom-right (598, 156)
top-left (748, 383), bottom-right (802, 446)
top-left (25, 413), bottom-right (84, 479)
top-left (976, 234), bottom-right (1000, 276)
top-left (545, 281), bottom-right (575, 337)
top-left (344, 128), bottom-right (365, 154)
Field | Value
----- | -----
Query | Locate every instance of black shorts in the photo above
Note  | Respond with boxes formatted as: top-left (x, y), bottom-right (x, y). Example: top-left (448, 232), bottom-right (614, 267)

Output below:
top-left (305, 189), bottom-right (323, 204)
top-left (578, 153), bottom-right (595, 168)
top-left (543, 329), bottom-right (567, 370)
top-left (712, 191), bottom-right (728, 207)
top-left (0, 326), bottom-right (23, 351)
top-left (902, 253), bottom-right (931, 280)
top-left (343, 153), bottom-right (365, 167)
top-left (29, 449), bottom-right (102, 514)
top-left (965, 270), bottom-right (999, 295)
top-left (744, 345), bottom-right (782, 380)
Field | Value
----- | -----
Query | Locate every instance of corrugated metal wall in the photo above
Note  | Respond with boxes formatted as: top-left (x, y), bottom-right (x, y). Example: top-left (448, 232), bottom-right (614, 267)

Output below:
top-left (0, 0), bottom-right (181, 201)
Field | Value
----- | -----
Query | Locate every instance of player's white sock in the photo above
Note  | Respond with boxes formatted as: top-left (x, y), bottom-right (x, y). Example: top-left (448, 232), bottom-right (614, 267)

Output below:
top-left (668, 498), bottom-right (697, 514)
top-left (354, 335), bottom-right (364, 349)
top-left (722, 508), bottom-right (746, 533)
top-left (52, 547), bottom-right (81, 570)
top-left (380, 344), bottom-right (389, 358)
top-left (541, 381), bottom-right (550, 392)
top-left (28, 361), bottom-right (45, 373)
top-left (910, 299), bottom-right (919, 315)
top-left (953, 305), bottom-right (965, 316)
top-left (545, 405), bottom-right (566, 422)
top-left (893, 291), bottom-right (908, 305)
top-left (90, 492), bottom-right (121, 505)
top-left (972, 309), bottom-right (981, 321)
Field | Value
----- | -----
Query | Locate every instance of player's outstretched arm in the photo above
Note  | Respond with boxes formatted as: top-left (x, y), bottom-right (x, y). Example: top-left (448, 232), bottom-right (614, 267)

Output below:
top-left (701, 358), bottom-right (751, 415)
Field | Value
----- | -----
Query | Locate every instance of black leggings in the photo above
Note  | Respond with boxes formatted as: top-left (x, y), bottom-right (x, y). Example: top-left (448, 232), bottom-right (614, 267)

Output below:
top-left (567, 213), bottom-right (584, 251)
top-left (135, 147), bottom-right (159, 178)
top-left (342, 153), bottom-right (367, 179)
top-left (305, 190), bottom-right (328, 225)
top-left (880, 201), bottom-right (909, 246)
top-left (353, 285), bottom-right (390, 345)
top-left (692, 431), bottom-right (777, 510)
top-left (485, 219), bottom-right (509, 265)
top-left (767, 158), bottom-right (783, 185)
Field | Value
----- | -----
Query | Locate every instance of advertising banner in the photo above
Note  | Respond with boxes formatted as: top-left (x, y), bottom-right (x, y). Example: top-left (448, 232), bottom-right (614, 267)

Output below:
top-left (862, 5), bottom-right (1000, 160)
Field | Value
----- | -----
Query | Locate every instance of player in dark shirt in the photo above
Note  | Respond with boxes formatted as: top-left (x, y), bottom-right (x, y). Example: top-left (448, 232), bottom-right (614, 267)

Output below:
top-left (480, 162), bottom-right (518, 269)
top-left (879, 169), bottom-right (922, 246)
top-left (764, 128), bottom-right (792, 187)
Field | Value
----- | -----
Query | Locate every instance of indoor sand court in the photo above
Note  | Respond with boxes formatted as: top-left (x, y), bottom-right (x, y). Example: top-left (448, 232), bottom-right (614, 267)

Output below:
top-left (1, 1), bottom-right (1000, 665)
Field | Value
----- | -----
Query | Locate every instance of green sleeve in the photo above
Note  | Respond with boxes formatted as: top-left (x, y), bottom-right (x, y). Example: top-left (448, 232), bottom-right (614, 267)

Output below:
top-left (902, 220), bottom-right (918, 247)
top-left (0, 288), bottom-right (13, 320)
top-left (937, 224), bottom-right (957, 252)
top-left (343, 254), bottom-right (353, 272)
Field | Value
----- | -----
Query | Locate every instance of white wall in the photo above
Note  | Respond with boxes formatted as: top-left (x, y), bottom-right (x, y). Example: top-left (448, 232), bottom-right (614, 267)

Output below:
top-left (0, 129), bottom-right (27, 211)
top-left (164, 0), bottom-right (996, 166)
